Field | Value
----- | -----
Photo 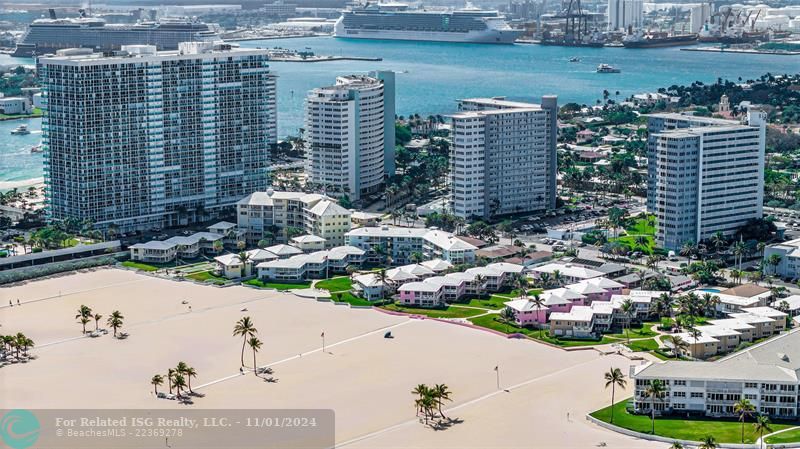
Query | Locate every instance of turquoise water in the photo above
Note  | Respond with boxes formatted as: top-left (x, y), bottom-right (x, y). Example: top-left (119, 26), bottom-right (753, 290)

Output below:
top-left (700, 288), bottom-right (722, 293)
top-left (2, 37), bottom-right (800, 185)
top-left (0, 117), bottom-right (43, 189)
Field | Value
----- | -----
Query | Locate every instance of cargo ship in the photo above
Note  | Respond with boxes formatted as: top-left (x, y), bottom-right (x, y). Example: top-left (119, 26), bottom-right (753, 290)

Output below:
top-left (622, 30), bottom-right (698, 48)
top-left (334, 2), bottom-right (523, 44)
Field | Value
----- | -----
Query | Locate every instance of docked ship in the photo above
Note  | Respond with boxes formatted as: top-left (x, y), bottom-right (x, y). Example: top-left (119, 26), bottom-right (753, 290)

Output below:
top-left (334, 2), bottom-right (523, 44)
top-left (13, 10), bottom-right (219, 57)
top-left (622, 29), bottom-right (698, 48)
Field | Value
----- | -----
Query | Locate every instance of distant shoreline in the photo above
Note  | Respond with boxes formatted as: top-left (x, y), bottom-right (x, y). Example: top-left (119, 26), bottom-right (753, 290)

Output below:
top-left (681, 47), bottom-right (800, 56)
top-left (0, 177), bottom-right (43, 192)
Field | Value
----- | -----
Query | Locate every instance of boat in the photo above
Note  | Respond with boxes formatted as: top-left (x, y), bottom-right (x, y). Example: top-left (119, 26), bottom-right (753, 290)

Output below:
top-left (569, 57), bottom-right (580, 62)
top-left (622, 30), bottom-right (698, 48)
top-left (30, 144), bottom-right (43, 153)
top-left (11, 125), bottom-right (30, 135)
top-left (334, 2), bottom-right (523, 44)
top-left (596, 64), bottom-right (620, 73)
top-left (13, 9), bottom-right (219, 57)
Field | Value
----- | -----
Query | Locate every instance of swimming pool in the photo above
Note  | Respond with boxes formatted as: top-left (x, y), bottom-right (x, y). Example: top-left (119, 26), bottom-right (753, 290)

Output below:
top-left (699, 288), bottom-right (722, 293)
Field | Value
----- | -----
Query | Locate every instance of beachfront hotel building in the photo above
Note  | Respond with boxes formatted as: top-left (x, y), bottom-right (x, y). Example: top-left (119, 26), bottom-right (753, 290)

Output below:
top-left (236, 189), bottom-right (352, 248)
top-left (631, 329), bottom-right (800, 419)
top-left (345, 225), bottom-right (477, 265)
top-left (449, 96), bottom-right (557, 219)
top-left (646, 110), bottom-right (766, 250)
top-left (38, 42), bottom-right (277, 232)
top-left (305, 71), bottom-right (396, 202)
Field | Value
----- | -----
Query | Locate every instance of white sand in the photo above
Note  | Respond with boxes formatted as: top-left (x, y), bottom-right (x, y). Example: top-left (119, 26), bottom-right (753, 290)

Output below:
top-left (0, 269), bottom-right (666, 448)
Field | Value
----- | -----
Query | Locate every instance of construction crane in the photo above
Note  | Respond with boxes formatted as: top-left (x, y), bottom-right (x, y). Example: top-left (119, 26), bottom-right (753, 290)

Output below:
top-left (552, 0), bottom-right (590, 44)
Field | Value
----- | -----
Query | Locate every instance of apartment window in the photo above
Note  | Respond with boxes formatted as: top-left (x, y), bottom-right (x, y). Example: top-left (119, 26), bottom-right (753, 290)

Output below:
top-left (691, 392), bottom-right (704, 398)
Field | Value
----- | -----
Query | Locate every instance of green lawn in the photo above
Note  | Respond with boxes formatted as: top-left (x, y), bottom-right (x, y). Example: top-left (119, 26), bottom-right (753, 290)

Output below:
top-left (381, 303), bottom-right (485, 319)
top-left (765, 427), bottom-right (800, 444)
top-left (244, 279), bottom-right (312, 290)
top-left (121, 261), bottom-right (160, 272)
top-left (624, 338), bottom-right (660, 352)
top-left (467, 314), bottom-right (617, 347)
top-left (329, 291), bottom-right (373, 307)
top-left (186, 270), bottom-right (228, 284)
top-left (461, 295), bottom-right (511, 310)
top-left (607, 323), bottom-right (659, 339)
top-left (0, 108), bottom-right (42, 120)
top-left (315, 277), bottom-right (353, 292)
top-left (626, 215), bottom-right (656, 236)
top-left (591, 400), bottom-right (796, 444)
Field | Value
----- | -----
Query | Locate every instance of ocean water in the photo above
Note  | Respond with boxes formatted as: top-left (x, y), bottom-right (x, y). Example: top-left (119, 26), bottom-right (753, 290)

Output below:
top-left (0, 117), bottom-right (43, 189)
top-left (2, 37), bottom-right (799, 185)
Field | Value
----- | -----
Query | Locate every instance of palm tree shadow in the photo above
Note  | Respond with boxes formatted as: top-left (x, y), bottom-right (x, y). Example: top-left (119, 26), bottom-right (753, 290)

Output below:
top-left (429, 417), bottom-right (464, 431)
top-left (264, 376), bottom-right (279, 383)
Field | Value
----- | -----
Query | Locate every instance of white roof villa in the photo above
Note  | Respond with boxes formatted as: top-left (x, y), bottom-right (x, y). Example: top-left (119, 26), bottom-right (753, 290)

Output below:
top-left (256, 245), bottom-right (366, 281)
top-left (419, 259), bottom-right (453, 272)
top-left (345, 225), bottom-right (477, 264)
top-left (530, 263), bottom-right (605, 282)
top-left (396, 262), bottom-right (524, 307)
top-left (773, 295), bottom-right (800, 315)
top-left (129, 231), bottom-right (224, 263)
top-left (264, 244), bottom-right (304, 258)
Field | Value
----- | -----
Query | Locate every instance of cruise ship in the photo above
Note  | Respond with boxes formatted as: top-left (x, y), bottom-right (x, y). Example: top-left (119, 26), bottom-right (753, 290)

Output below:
top-left (334, 2), bottom-right (523, 44)
top-left (13, 12), bottom-right (219, 57)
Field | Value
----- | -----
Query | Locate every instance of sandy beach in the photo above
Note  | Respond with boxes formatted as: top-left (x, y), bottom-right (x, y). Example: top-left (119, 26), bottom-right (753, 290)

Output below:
top-left (0, 269), bottom-right (667, 448)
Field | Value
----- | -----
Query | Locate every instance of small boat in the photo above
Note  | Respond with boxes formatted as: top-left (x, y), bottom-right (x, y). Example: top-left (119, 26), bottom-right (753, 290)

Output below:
top-left (30, 144), bottom-right (43, 153)
top-left (596, 64), bottom-right (621, 73)
top-left (569, 57), bottom-right (580, 62)
top-left (10, 124), bottom-right (30, 135)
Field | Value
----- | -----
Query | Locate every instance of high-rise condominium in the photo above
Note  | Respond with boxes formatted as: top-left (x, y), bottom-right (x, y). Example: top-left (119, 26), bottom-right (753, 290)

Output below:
top-left (38, 42), bottom-right (276, 232)
top-left (647, 110), bottom-right (766, 250)
top-left (305, 71), bottom-right (395, 203)
top-left (449, 96), bottom-right (558, 220)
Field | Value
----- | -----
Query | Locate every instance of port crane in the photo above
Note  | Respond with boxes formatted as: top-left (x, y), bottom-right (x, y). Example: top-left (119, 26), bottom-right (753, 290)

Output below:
top-left (552, 0), bottom-right (590, 44)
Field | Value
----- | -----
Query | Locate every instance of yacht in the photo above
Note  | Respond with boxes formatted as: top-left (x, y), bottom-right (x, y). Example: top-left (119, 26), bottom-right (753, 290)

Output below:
top-left (596, 64), bottom-right (621, 73)
top-left (11, 124), bottom-right (30, 135)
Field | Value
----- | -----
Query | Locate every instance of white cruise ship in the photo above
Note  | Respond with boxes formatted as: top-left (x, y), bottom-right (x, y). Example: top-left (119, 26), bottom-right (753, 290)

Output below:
top-left (334, 2), bottom-right (522, 44)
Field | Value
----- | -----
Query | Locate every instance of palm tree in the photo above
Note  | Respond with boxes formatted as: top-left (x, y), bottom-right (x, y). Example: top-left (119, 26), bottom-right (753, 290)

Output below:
top-left (184, 366), bottom-right (197, 393)
top-left (734, 397), bottom-right (755, 443)
top-left (621, 298), bottom-right (635, 344)
top-left (151, 374), bottom-right (164, 395)
top-left (753, 415), bottom-right (772, 449)
top-left (93, 313), bottom-right (102, 331)
top-left (233, 317), bottom-right (258, 367)
top-left (173, 373), bottom-right (187, 397)
top-left (107, 311), bottom-right (124, 337)
top-left (644, 379), bottom-right (666, 434)
top-left (248, 337), bottom-right (263, 375)
top-left (666, 335), bottom-right (688, 358)
top-left (698, 436), bottom-right (718, 449)
top-left (167, 368), bottom-right (175, 394)
top-left (604, 367), bottom-right (627, 424)
top-left (500, 307), bottom-right (517, 332)
top-left (376, 269), bottom-right (387, 302)
top-left (529, 293), bottom-right (546, 337)
top-left (431, 384), bottom-right (452, 419)
top-left (80, 317), bottom-right (90, 334)
top-left (412, 384), bottom-right (429, 416)
top-left (76, 305), bottom-right (93, 334)
top-left (236, 251), bottom-right (251, 278)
